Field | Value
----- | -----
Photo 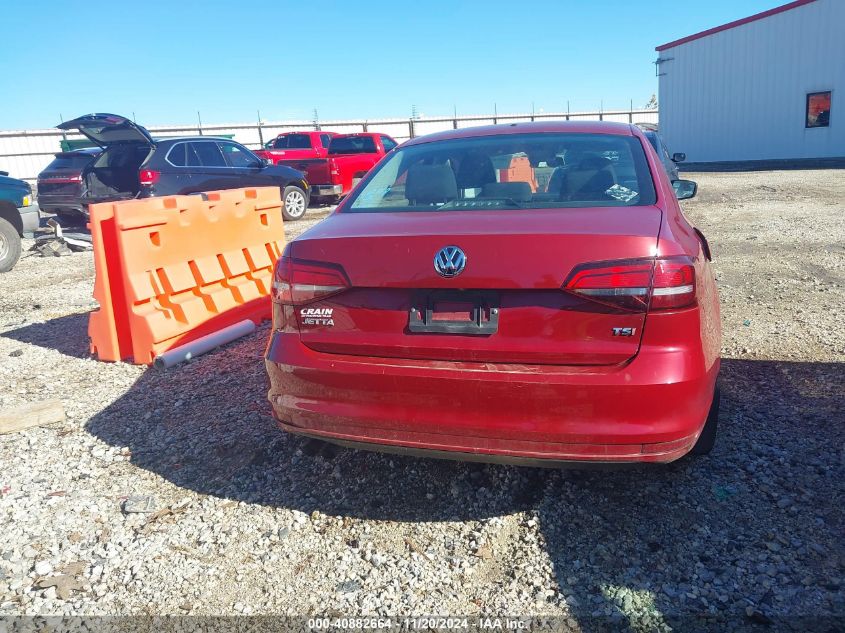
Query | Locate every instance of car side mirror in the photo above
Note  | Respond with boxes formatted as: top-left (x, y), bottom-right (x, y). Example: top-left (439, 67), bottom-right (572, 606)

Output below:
top-left (672, 179), bottom-right (697, 200)
top-left (672, 152), bottom-right (686, 163)
top-left (261, 158), bottom-right (272, 166)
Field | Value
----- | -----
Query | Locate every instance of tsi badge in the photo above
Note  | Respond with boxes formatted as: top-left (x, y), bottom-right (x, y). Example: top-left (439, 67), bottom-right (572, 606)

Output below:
top-left (300, 307), bottom-right (334, 327)
top-left (612, 327), bottom-right (637, 337)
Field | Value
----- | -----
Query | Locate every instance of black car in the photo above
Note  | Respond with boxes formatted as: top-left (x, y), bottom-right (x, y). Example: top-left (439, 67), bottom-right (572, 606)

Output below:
top-left (37, 147), bottom-right (101, 222)
top-left (57, 114), bottom-right (311, 221)
top-left (636, 123), bottom-right (685, 181)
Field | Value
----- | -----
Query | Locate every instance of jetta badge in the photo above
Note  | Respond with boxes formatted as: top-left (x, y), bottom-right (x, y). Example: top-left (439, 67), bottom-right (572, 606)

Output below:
top-left (434, 246), bottom-right (467, 278)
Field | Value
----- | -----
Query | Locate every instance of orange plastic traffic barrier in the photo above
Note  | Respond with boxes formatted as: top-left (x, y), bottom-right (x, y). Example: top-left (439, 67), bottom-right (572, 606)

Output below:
top-left (88, 187), bottom-right (285, 364)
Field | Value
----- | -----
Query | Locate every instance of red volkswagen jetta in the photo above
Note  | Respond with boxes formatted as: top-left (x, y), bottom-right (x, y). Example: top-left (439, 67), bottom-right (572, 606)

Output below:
top-left (266, 122), bottom-right (721, 465)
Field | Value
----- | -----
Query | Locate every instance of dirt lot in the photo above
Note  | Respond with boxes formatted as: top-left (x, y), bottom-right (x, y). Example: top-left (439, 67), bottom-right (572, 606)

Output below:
top-left (0, 173), bottom-right (842, 630)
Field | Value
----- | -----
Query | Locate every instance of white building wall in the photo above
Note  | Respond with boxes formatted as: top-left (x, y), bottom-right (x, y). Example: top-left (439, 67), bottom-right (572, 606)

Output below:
top-left (658, 0), bottom-right (845, 163)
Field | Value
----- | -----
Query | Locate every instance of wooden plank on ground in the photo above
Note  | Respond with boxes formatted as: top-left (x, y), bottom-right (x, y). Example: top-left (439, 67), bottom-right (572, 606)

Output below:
top-left (0, 400), bottom-right (66, 434)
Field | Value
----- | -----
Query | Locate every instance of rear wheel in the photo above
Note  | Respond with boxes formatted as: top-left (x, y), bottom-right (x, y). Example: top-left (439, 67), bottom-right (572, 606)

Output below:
top-left (0, 218), bottom-right (22, 273)
top-left (691, 385), bottom-right (720, 455)
top-left (282, 185), bottom-right (308, 221)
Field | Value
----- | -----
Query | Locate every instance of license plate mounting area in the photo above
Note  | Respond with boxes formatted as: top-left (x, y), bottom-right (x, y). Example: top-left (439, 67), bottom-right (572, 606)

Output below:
top-left (408, 290), bottom-right (499, 335)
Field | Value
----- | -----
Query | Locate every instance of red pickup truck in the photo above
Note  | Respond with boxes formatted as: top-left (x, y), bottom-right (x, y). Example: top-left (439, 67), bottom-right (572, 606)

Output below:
top-left (279, 133), bottom-right (398, 203)
top-left (255, 131), bottom-right (336, 165)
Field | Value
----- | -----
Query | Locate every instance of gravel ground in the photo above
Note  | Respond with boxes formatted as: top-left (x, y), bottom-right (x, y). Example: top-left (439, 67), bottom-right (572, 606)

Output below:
top-left (0, 175), bottom-right (842, 631)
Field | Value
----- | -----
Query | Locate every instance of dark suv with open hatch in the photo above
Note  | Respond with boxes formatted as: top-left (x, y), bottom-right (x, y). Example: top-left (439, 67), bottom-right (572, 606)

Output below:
top-left (57, 114), bottom-right (311, 220)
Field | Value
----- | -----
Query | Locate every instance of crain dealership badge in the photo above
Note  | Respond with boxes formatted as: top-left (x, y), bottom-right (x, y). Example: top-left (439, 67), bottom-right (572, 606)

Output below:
top-left (434, 246), bottom-right (467, 278)
top-left (301, 307), bottom-right (334, 326)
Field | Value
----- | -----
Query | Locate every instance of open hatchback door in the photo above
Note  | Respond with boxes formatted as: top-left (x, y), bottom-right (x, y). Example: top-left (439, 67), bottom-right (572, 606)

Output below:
top-left (57, 113), bottom-right (155, 147)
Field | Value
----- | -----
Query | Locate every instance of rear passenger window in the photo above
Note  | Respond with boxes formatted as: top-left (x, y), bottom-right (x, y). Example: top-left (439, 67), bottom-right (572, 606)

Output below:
top-left (167, 143), bottom-right (187, 167)
top-left (191, 142), bottom-right (226, 167)
top-left (218, 142), bottom-right (256, 168)
top-left (321, 134), bottom-right (332, 148)
top-left (381, 136), bottom-right (397, 152)
top-left (186, 144), bottom-right (201, 167)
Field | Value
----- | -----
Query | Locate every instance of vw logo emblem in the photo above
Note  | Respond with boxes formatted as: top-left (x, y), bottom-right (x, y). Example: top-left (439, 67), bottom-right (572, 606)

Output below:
top-left (434, 246), bottom-right (467, 278)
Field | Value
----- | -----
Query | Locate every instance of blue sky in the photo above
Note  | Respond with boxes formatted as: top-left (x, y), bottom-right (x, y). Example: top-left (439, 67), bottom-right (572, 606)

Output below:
top-left (1, 0), bottom-right (779, 129)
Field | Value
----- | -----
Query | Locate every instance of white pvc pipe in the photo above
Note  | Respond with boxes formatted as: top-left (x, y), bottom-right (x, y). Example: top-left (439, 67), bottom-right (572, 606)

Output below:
top-left (153, 319), bottom-right (256, 370)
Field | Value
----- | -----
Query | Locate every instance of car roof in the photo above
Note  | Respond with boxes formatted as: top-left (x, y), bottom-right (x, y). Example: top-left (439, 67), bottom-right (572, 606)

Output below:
top-left (154, 136), bottom-right (244, 143)
top-left (403, 121), bottom-right (636, 147)
top-left (334, 132), bottom-right (381, 138)
top-left (277, 130), bottom-right (335, 135)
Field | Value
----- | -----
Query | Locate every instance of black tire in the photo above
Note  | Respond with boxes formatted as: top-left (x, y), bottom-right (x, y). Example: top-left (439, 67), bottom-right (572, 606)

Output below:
top-left (282, 185), bottom-right (308, 221)
top-left (0, 218), bottom-right (22, 273)
top-left (691, 385), bottom-right (720, 455)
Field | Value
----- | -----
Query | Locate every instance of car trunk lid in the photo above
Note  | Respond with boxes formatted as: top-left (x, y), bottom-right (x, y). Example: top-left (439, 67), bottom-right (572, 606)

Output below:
top-left (289, 207), bottom-right (662, 366)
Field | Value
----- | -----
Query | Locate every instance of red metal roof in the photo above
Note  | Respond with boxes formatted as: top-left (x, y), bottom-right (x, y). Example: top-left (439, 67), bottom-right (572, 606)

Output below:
top-left (655, 0), bottom-right (817, 51)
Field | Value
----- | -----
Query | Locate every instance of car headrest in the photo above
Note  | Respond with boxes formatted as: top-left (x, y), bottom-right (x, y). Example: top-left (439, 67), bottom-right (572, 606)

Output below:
top-left (405, 164), bottom-right (457, 204)
top-left (455, 155), bottom-right (496, 188)
top-left (480, 181), bottom-right (533, 202)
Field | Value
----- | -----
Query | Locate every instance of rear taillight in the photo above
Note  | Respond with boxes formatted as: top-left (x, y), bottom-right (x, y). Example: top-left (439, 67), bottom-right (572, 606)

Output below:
top-left (272, 257), bottom-right (349, 306)
top-left (564, 257), bottom-right (696, 312)
top-left (650, 258), bottom-right (696, 309)
top-left (139, 169), bottom-right (160, 186)
top-left (39, 175), bottom-right (82, 183)
top-left (329, 158), bottom-right (340, 176)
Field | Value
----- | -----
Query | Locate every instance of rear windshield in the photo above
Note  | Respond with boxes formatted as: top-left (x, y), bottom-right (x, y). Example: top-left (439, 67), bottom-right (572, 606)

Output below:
top-left (45, 153), bottom-right (97, 170)
top-left (329, 136), bottom-right (376, 155)
top-left (272, 134), bottom-right (312, 149)
top-left (347, 133), bottom-right (656, 212)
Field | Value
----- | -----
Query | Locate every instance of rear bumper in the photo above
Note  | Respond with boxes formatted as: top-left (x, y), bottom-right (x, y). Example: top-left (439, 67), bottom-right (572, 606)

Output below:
top-left (312, 184), bottom-right (343, 197)
top-left (35, 193), bottom-right (86, 216)
top-left (18, 204), bottom-right (40, 237)
top-left (265, 328), bottom-right (720, 465)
